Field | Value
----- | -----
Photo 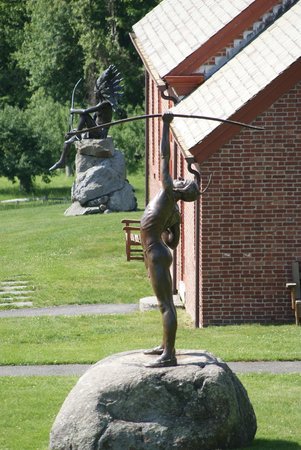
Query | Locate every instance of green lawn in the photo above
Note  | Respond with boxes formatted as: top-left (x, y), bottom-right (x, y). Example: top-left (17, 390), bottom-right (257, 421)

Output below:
top-left (0, 172), bottom-right (151, 307)
top-left (241, 374), bottom-right (301, 450)
top-left (0, 374), bottom-right (300, 450)
top-left (0, 376), bottom-right (77, 450)
top-left (0, 312), bottom-right (300, 365)
top-left (1, 172), bottom-right (301, 450)
top-left (0, 172), bottom-right (73, 202)
top-left (0, 170), bottom-right (146, 205)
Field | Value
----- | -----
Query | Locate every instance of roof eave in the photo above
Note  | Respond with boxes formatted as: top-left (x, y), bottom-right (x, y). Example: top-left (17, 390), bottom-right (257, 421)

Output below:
top-left (168, 0), bottom-right (282, 76)
top-left (130, 32), bottom-right (165, 89)
top-left (183, 58), bottom-right (301, 164)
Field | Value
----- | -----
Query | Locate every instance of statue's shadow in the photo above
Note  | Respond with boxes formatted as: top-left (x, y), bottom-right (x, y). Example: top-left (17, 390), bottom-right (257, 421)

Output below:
top-left (176, 351), bottom-right (227, 370)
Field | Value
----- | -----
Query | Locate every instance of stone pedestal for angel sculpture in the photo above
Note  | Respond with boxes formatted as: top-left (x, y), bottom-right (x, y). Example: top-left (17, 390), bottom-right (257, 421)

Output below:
top-left (64, 137), bottom-right (137, 216)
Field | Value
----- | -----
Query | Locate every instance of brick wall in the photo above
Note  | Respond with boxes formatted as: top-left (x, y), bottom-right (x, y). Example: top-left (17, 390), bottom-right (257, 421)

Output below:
top-left (198, 80), bottom-right (301, 325)
top-left (146, 75), bottom-right (301, 327)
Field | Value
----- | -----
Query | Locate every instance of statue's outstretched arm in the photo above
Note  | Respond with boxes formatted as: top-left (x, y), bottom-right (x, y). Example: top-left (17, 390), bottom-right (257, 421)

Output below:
top-left (161, 112), bottom-right (174, 190)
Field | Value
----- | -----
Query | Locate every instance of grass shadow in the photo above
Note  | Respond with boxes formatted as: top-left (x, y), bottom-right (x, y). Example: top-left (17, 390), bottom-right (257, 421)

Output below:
top-left (0, 173), bottom-right (72, 209)
top-left (248, 438), bottom-right (301, 449)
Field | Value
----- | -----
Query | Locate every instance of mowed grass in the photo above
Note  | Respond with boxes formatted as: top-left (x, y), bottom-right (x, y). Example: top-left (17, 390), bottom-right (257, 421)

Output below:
top-left (0, 172), bottom-right (151, 307)
top-left (0, 376), bottom-right (77, 450)
top-left (1, 172), bottom-right (301, 450)
top-left (0, 172), bottom-right (73, 202)
top-left (0, 312), bottom-right (300, 365)
top-left (0, 374), bottom-right (300, 450)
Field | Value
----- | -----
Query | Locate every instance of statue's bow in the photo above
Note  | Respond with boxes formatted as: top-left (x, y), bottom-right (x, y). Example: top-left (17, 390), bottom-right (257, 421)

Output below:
top-left (69, 78), bottom-right (82, 131)
top-left (67, 112), bottom-right (264, 137)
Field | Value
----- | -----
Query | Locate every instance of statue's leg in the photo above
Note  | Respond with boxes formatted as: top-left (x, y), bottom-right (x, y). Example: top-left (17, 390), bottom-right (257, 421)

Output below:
top-left (50, 114), bottom-right (96, 171)
top-left (144, 244), bottom-right (177, 367)
top-left (77, 113), bottom-right (95, 133)
top-left (49, 136), bottom-right (78, 171)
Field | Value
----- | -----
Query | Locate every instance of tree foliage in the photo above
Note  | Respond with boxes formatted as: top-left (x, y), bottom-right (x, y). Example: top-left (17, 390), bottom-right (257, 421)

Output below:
top-left (18, 0), bottom-right (84, 103)
top-left (0, 105), bottom-right (53, 192)
top-left (27, 89), bottom-right (69, 165)
top-left (0, 0), bottom-right (161, 190)
top-left (111, 105), bottom-right (145, 173)
top-left (68, 0), bottom-right (161, 107)
top-left (0, 0), bottom-right (28, 108)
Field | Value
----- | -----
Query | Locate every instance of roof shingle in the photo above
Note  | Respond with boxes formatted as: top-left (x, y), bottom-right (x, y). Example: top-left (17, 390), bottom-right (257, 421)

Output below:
top-left (170, 2), bottom-right (301, 156)
top-left (132, 0), bottom-right (256, 79)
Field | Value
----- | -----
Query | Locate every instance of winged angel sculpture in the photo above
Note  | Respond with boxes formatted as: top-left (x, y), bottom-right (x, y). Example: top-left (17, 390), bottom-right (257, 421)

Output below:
top-left (50, 65), bottom-right (123, 171)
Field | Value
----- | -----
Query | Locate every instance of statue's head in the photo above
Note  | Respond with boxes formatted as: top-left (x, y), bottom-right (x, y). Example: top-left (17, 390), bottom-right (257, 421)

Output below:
top-left (94, 65), bottom-right (123, 108)
top-left (172, 177), bottom-right (199, 202)
top-left (94, 84), bottom-right (105, 102)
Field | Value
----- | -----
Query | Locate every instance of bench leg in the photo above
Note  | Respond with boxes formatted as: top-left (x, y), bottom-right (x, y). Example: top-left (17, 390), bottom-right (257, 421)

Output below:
top-left (295, 300), bottom-right (301, 326)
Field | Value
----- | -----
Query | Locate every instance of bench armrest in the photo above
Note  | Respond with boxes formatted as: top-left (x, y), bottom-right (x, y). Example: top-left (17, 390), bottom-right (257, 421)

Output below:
top-left (123, 226), bottom-right (141, 232)
top-left (286, 283), bottom-right (297, 310)
top-left (121, 219), bottom-right (141, 226)
top-left (286, 283), bottom-right (297, 288)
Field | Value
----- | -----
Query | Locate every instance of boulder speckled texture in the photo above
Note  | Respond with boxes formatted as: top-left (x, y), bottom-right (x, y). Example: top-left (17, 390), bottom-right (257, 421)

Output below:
top-left (49, 350), bottom-right (257, 450)
top-left (65, 138), bottom-right (137, 215)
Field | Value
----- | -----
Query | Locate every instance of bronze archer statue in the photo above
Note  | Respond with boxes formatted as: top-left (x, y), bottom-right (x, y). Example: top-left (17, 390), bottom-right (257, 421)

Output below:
top-left (49, 65), bottom-right (123, 171)
top-left (141, 112), bottom-right (200, 368)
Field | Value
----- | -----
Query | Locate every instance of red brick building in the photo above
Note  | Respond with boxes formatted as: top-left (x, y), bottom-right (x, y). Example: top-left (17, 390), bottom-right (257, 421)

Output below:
top-left (131, 0), bottom-right (301, 326)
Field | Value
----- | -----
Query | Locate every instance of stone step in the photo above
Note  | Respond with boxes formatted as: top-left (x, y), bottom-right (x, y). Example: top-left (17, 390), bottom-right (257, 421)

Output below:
top-left (0, 301), bottom-right (33, 308)
top-left (0, 289), bottom-right (34, 295)
top-left (139, 295), bottom-right (184, 311)
top-left (0, 281), bottom-right (29, 286)
top-left (0, 278), bottom-right (34, 306)
top-left (0, 296), bottom-right (32, 301)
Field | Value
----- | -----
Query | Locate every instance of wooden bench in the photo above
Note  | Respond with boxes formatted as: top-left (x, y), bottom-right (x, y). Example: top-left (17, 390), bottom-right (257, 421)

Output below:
top-left (286, 260), bottom-right (301, 325)
top-left (121, 219), bottom-right (144, 262)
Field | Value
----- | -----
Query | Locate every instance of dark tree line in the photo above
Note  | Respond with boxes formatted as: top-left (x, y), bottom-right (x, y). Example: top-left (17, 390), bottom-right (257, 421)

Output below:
top-left (0, 0), bottom-right (160, 191)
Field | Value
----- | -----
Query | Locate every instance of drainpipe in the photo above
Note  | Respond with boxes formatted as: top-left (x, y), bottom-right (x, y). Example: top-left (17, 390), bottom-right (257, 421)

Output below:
top-left (187, 158), bottom-right (201, 328)
top-left (195, 193), bottom-right (201, 328)
top-left (172, 142), bottom-right (178, 295)
top-left (145, 71), bottom-right (150, 206)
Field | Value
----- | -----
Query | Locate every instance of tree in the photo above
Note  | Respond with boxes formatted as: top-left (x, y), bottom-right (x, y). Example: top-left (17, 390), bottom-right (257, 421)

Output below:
top-left (0, 0), bottom-right (29, 108)
top-left (18, 0), bottom-right (84, 103)
top-left (0, 0), bottom-right (162, 187)
top-left (0, 105), bottom-right (54, 192)
top-left (111, 105), bottom-right (145, 173)
top-left (27, 89), bottom-right (70, 167)
top-left (69, 0), bottom-right (161, 107)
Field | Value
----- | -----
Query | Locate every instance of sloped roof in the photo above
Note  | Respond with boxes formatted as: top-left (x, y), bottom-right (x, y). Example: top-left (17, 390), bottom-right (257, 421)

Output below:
top-left (170, 1), bottom-right (301, 161)
top-left (132, 0), bottom-right (256, 83)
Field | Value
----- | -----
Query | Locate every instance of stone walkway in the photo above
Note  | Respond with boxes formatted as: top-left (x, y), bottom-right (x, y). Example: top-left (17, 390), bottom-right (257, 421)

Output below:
top-left (0, 303), bottom-right (138, 318)
top-left (1, 360), bottom-right (301, 377)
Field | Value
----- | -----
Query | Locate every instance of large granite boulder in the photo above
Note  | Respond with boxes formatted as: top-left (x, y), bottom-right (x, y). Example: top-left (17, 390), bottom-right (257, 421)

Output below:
top-left (49, 350), bottom-right (257, 450)
top-left (65, 137), bottom-right (137, 216)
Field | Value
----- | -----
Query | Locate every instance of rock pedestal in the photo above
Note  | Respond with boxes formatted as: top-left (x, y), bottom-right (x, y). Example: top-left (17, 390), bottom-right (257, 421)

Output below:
top-left (64, 137), bottom-right (137, 216)
top-left (49, 350), bottom-right (257, 450)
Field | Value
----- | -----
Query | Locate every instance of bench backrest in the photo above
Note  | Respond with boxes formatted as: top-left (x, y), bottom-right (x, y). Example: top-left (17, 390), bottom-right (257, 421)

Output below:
top-left (292, 261), bottom-right (301, 299)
